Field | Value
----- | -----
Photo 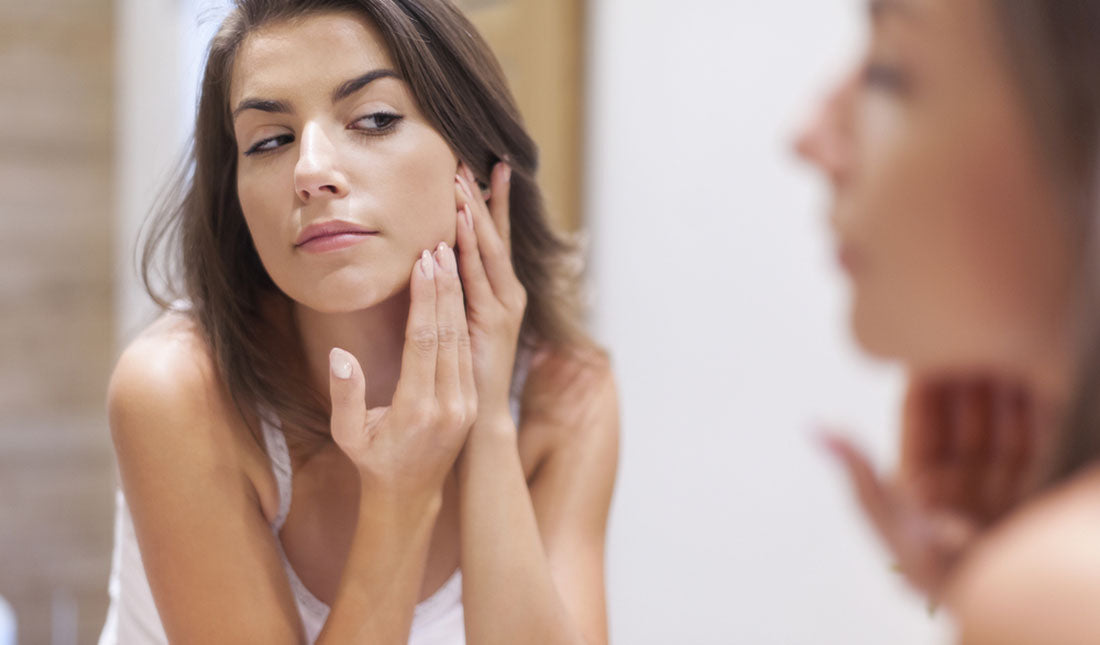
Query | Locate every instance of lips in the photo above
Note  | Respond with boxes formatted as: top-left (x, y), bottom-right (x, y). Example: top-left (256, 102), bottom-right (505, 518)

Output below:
top-left (294, 220), bottom-right (378, 247)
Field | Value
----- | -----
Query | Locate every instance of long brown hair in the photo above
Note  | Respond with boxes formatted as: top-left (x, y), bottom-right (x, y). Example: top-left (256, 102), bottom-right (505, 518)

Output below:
top-left (991, 1), bottom-right (1100, 483)
top-left (141, 0), bottom-right (586, 450)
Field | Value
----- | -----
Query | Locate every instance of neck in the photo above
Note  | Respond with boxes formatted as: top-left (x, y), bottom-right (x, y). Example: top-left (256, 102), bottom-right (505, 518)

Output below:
top-left (293, 289), bottom-right (411, 414)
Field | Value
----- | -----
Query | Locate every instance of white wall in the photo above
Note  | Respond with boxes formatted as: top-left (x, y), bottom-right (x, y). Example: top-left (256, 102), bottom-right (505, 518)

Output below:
top-left (586, 2), bottom-right (952, 643)
top-left (114, 0), bottom-right (228, 345)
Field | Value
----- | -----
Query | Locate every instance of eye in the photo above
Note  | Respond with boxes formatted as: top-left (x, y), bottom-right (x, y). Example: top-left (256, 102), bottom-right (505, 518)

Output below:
top-left (862, 62), bottom-right (910, 93)
top-left (244, 134), bottom-right (294, 157)
top-left (351, 112), bottom-right (403, 134)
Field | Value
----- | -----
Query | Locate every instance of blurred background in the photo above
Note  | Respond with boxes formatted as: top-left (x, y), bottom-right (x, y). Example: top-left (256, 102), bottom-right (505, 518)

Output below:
top-left (1, 0), bottom-right (953, 642)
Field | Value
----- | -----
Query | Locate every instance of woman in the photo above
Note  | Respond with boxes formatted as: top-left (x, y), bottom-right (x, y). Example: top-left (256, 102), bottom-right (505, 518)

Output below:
top-left (99, 1), bottom-right (618, 643)
top-left (797, 0), bottom-right (1100, 642)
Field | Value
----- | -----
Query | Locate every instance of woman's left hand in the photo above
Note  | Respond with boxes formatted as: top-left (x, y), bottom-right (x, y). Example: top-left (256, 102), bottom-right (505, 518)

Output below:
top-left (453, 161), bottom-right (527, 432)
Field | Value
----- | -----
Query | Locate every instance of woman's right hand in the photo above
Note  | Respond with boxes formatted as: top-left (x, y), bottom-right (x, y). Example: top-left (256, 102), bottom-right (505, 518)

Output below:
top-left (327, 243), bottom-right (477, 506)
top-left (823, 374), bottom-right (1043, 600)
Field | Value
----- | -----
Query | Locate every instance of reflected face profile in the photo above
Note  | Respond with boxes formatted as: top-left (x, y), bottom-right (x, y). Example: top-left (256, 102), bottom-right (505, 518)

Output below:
top-left (796, 0), bottom-right (1076, 380)
top-left (230, 11), bottom-right (460, 314)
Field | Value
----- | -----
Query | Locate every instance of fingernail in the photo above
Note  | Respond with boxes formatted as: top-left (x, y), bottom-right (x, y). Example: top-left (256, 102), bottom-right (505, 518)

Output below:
top-left (330, 348), bottom-right (353, 380)
top-left (421, 249), bottom-right (434, 279)
top-left (439, 244), bottom-right (457, 273)
top-left (434, 242), bottom-right (448, 270)
top-left (501, 163), bottom-right (512, 184)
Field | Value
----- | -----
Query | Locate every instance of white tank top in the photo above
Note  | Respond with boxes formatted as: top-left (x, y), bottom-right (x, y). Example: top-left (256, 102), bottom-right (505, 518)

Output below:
top-left (97, 417), bottom-right (467, 645)
top-left (99, 326), bottom-right (532, 644)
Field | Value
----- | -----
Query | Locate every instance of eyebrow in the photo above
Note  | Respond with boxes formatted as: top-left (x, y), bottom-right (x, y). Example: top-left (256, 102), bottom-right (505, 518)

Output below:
top-left (232, 68), bottom-right (401, 121)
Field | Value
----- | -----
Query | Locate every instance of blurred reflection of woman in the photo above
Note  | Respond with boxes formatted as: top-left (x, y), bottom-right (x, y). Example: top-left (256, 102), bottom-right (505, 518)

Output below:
top-left (99, 2), bottom-right (618, 643)
top-left (797, 1), bottom-right (1100, 642)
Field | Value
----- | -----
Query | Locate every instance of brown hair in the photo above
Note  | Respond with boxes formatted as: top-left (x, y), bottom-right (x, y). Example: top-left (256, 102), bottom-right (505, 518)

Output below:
top-left (991, 1), bottom-right (1100, 483)
top-left (141, 0), bottom-right (587, 450)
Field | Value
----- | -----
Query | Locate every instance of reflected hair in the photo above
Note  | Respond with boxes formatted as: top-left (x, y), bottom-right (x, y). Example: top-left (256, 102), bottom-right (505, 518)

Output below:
top-left (992, 0), bottom-right (1100, 484)
top-left (141, 0), bottom-right (587, 450)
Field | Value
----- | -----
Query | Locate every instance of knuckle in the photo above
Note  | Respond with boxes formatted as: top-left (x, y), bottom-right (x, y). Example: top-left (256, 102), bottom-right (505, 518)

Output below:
top-left (456, 329), bottom-right (472, 350)
top-left (410, 326), bottom-right (438, 353)
top-left (409, 403), bottom-right (438, 428)
top-left (506, 284), bottom-right (528, 311)
top-left (442, 398), bottom-right (466, 426)
top-left (436, 324), bottom-right (459, 348)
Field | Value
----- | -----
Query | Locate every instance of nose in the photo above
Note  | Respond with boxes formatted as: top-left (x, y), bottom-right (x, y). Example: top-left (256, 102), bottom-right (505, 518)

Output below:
top-left (793, 70), bottom-right (858, 186)
top-left (293, 122), bottom-right (349, 203)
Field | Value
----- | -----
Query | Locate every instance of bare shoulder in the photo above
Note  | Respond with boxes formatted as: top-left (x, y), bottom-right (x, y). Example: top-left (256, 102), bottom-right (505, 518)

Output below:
top-left (520, 343), bottom-right (619, 445)
top-left (946, 468), bottom-right (1100, 645)
top-left (110, 311), bottom-right (238, 447)
top-left (107, 310), bottom-right (271, 508)
top-left (107, 311), bottom-right (303, 641)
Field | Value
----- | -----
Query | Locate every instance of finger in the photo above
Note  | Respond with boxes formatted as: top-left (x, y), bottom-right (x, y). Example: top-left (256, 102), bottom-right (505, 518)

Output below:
top-left (952, 379), bottom-right (993, 463)
top-left (395, 251), bottom-right (438, 405)
top-left (951, 380), bottom-right (994, 511)
top-left (454, 180), bottom-right (494, 304)
top-left (466, 175), bottom-right (522, 299)
top-left (900, 376), bottom-right (951, 478)
top-left (431, 242), bottom-right (466, 406)
top-left (980, 383), bottom-right (1028, 519)
top-left (1007, 385), bottom-right (1041, 501)
top-left (821, 432), bottom-right (895, 540)
top-left (488, 162), bottom-right (512, 255)
top-left (329, 347), bottom-right (367, 447)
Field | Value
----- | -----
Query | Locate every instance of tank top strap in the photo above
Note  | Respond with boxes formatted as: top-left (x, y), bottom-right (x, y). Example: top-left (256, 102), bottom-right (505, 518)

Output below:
top-left (257, 404), bottom-right (293, 533)
top-left (509, 342), bottom-right (536, 426)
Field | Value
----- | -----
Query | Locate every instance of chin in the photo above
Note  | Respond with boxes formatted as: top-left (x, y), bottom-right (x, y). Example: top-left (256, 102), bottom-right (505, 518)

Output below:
top-left (850, 301), bottom-right (1008, 376)
top-left (848, 295), bottom-right (934, 366)
top-left (849, 305), bottom-right (900, 362)
top-left (281, 272), bottom-right (408, 315)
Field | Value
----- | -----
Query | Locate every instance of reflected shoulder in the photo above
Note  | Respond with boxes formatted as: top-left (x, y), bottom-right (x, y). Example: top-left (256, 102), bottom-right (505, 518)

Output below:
top-left (947, 468), bottom-right (1100, 645)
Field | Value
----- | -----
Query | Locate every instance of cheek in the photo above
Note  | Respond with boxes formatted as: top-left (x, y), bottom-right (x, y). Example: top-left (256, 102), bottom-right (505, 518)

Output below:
top-left (237, 173), bottom-right (291, 263)
top-left (844, 111), bottom-right (1072, 368)
top-left (373, 130), bottom-right (459, 251)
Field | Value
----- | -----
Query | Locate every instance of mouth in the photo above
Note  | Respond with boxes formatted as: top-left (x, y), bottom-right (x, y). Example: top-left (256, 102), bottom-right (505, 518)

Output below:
top-left (295, 220), bottom-right (380, 251)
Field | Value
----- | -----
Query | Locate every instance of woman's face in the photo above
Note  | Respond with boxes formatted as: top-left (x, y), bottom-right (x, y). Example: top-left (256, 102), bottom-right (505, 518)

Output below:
top-left (796, 0), bottom-right (1075, 377)
top-left (230, 11), bottom-right (458, 314)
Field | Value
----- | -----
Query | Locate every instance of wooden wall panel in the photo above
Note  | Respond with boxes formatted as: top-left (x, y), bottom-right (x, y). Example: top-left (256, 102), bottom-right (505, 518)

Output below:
top-left (0, 0), bottom-right (117, 642)
top-left (454, 0), bottom-right (586, 232)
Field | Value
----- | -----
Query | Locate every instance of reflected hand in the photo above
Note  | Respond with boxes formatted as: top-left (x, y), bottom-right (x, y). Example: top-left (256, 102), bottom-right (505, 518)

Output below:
top-left (822, 374), bottom-right (1042, 600)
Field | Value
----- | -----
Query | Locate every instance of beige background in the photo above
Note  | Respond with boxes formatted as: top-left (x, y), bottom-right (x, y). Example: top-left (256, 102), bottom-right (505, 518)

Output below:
top-left (0, 0), bottom-right (584, 642)
top-left (456, 0), bottom-right (586, 232)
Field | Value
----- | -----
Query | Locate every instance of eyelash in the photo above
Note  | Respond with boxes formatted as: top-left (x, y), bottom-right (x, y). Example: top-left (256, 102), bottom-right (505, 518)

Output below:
top-left (243, 111), bottom-right (405, 157)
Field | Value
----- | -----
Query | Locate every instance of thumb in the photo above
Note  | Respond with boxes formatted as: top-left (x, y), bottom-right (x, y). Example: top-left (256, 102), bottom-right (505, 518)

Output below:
top-left (329, 347), bottom-right (367, 448)
top-left (820, 430), bottom-right (895, 540)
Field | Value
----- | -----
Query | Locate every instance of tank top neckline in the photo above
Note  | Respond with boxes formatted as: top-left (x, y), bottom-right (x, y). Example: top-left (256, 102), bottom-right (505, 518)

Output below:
top-left (255, 405), bottom-right (464, 623)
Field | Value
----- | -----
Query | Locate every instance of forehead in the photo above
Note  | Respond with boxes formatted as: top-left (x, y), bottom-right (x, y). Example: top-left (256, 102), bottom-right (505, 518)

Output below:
top-left (229, 11), bottom-right (396, 103)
